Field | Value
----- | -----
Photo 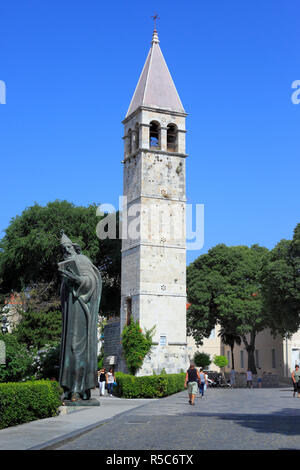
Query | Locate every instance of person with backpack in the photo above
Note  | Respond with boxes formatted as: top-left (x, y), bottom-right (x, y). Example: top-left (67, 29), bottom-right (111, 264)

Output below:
top-left (291, 364), bottom-right (300, 398)
top-left (106, 368), bottom-right (116, 397)
top-left (184, 363), bottom-right (201, 405)
top-left (198, 368), bottom-right (208, 398)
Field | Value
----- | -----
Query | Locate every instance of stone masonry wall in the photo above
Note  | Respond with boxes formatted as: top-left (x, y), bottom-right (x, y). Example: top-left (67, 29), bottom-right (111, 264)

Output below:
top-left (225, 372), bottom-right (279, 387)
top-left (103, 321), bottom-right (121, 369)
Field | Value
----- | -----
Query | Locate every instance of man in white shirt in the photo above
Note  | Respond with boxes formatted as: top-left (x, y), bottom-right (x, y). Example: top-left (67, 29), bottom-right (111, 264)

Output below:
top-left (246, 369), bottom-right (253, 388)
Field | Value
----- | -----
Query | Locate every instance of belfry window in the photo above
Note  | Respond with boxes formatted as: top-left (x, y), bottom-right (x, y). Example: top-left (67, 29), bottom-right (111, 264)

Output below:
top-left (149, 121), bottom-right (160, 149)
top-left (134, 123), bottom-right (139, 150)
top-left (127, 129), bottom-right (132, 155)
top-left (167, 124), bottom-right (178, 152)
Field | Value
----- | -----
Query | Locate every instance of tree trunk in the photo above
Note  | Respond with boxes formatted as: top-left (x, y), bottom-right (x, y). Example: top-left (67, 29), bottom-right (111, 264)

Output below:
top-left (231, 345), bottom-right (235, 370)
top-left (242, 330), bottom-right (257, 375)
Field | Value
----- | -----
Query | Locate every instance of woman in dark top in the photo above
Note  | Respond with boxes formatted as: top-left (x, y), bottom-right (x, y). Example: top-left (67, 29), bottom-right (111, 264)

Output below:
top-left (184, 363), bottom-right (201, 405)
top-left (98, 368), bottom-right (107, 396)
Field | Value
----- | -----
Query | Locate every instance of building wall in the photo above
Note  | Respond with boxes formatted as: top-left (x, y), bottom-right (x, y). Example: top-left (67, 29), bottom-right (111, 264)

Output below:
top-left (187, 325), bottom-right (300, 379)
top-left (120, 107), bottom-right (189, 375)
top-left (283, 331), bottom-right (300, 378)
top-left (187, 325), bottom-right (222, 370)
top-left (222, 329), bottom-right (284, 375)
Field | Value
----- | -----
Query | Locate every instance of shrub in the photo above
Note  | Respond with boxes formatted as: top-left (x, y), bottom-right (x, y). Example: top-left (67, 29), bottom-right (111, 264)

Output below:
top-left (114, 372), bottom-right (186, 398)
top-left (97, 350), bottom-right (104, 370)
top-left (0, 333), bottom-right (36, 383)
top-left (213, 355), bottom-right (228, 383)
top-left (0, 380), bottom-right (62, 429)
top-left (213, 355), bottom-right (228, 369)
top-left (121, 320), bottom-right (155, 375)
top-left (193, 351), bottom-right (211, 369)
top-left (35, 343), bottom-right (60, 380)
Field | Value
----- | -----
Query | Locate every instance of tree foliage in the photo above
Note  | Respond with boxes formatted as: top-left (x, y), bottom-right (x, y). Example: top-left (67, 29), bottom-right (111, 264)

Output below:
top-left (218, 324), bottom-right (241, 370)
top-left (34, 343), bottom-right (61, 381)
top-left (262, 224), bottom-right (300, 337)
top-left (14, 310), bottom-right (62, 349)
top-left (213, 355), bottom-right (228, 369)
top-left (193, 351), bottom-right (211, 369)
top-left (0, 200), bottom-right (121, 316)
top-left (0, 333), bottom-right (36, 382)
top-left (121, 320), bottom-right (155, 375)
top-left (187, 244), bottom-right (269, 373)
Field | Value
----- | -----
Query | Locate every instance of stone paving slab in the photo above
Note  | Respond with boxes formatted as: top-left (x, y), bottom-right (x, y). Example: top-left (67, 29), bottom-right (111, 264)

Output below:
top-left (0, 389), bottom-right (155, 450)
top-left (53, 387), bottom-right (300, 451)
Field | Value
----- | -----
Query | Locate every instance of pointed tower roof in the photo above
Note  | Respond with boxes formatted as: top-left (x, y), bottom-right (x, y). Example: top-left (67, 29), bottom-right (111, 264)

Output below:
top-left (125, 29), bottom-right (185, 118)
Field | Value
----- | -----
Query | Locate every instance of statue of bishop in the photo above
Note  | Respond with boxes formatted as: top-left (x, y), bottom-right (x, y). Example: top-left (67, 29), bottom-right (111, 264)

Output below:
top-left (58, 231), bottom-right (102, 403)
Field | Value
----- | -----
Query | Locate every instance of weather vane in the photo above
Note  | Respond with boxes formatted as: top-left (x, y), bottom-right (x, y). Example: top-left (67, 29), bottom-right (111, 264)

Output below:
top-left (151, 13), bottom-right (160, 31)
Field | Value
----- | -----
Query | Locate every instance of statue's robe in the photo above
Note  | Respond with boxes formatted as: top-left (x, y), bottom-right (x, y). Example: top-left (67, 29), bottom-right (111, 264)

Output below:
top-left (59, 254), bottom-right (102, 399)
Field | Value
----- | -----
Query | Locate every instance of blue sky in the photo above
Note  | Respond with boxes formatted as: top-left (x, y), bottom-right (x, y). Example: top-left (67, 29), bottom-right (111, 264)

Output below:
top-left (0, 0), bottom-right (299, 265)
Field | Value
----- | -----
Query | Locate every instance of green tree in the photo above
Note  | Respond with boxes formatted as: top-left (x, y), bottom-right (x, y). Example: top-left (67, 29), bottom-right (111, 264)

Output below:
top-left (218, 323), bottom-right (241, 370)
top-left (262, 224), bottom-right (300, 337)
top-left (0, 333), bottom-right (36, 382)
top-left (121, 320), bottom-right (155, 375)
top-left (213, 355), bottom-right (228, 383)
top-left (187, 244), bottom-right (269, 374)
top-left (14, 310), bottom-right (62, 349)
top-left (193, 351), bottom-right (211, 369)
top-left (213, 355), bottom-right (228, 369)
top-left (0, 200), bottom-right (121, 316)
top-left (35, 343), bottom-right (61, 381)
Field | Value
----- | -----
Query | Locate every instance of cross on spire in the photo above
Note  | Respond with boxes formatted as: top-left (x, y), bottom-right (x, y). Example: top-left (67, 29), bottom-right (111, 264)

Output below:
top-left (151, 13), bottom-right (160, 31)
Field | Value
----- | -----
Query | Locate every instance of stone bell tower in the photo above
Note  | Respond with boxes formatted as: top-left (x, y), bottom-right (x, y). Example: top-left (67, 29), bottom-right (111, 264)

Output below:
top-left (120, 28), bottom-right (189, 375)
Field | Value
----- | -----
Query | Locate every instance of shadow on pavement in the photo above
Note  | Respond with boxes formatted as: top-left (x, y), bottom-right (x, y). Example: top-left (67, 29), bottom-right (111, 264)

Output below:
top-left (182, 409), bottom-right (300, 436)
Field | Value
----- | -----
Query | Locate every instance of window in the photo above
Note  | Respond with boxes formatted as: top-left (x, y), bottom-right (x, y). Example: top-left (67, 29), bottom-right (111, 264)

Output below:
top-left (126, 297), bottom-right (132, 326)
top-left (127, 129), bottom-right (132, 155)
top-left (160, 335), bottom-right (167, 346)
top-left (150, 121), bottom-right (160, 148)
top-left (167, 123), bottom-right (178, 152)
top-left (134, 123), bottom-right (139, 150)
top-left (271, 349), bottom-right (276, 369)
top-left (240, 350), bottom-right (244, 369)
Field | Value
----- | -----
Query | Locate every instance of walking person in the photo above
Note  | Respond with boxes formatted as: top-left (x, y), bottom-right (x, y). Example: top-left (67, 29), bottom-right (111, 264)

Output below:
top-left (230, 368), bottom-right (236, 388)
top-left (257, 368), bottom-right (263, 388)
top-left (184, 363), bottom-right (201, 405)
top-left (198, 368), bottom-right (208, 398)
top-left (246, 369), bottom-right (253, 388)
top-left (98, 367), bottom-right (107, 396)
top-left (106, 368), bottom-right (116, 397)
top-left (291, 364), bottom-right (300, 398)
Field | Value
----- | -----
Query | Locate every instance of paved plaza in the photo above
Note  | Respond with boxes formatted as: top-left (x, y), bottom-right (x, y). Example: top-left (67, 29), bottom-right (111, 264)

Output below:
top-left (1, 385), bottom-right (299, 450)
top-left (52, 386), bottom-right (300, 451)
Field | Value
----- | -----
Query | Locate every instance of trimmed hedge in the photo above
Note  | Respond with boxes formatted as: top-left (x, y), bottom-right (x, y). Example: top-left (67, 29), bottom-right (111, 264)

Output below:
top-left (0, 380), bottom-right (62, 429)
top-left (114, 372), bottom-right (186, 398)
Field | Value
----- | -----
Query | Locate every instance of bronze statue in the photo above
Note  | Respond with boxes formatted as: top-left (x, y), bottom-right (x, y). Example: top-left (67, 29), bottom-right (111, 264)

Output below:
top-left (58, 232), bottom-right (102, 404)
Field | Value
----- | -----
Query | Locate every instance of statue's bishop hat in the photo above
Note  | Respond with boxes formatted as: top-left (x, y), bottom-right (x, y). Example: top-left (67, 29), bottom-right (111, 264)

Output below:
top-left (60, 230), bottom-right (73, 246)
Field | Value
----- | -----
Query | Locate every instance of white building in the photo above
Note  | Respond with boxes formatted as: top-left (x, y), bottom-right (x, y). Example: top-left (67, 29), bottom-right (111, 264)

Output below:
top-left (187, 325), bottom-right (300, 379)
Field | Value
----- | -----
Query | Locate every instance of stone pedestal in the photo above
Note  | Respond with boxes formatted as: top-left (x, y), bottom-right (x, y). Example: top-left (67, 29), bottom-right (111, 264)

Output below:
top-left (61, 398), bottom-right (100, 407)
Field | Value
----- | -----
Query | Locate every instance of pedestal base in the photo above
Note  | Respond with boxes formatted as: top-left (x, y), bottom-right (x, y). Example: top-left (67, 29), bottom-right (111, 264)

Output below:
top-left (61, 398), bottom-right (100, 407)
